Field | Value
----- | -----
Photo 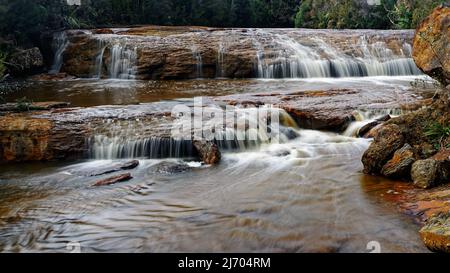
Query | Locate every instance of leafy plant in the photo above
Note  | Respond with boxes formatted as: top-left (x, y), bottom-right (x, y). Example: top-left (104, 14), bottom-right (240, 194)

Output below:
top-left (0, 50), bottom-right (6, 79)
top-left (425, 122), bottom-right (450, 150)
top-left (15, 96), bottom-right (33, 112)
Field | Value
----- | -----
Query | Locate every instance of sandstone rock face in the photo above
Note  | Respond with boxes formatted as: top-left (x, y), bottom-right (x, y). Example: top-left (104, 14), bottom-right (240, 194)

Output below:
top-left (420, 212), bottom-right (450, 253)
top-left (7, 47), bottom-right (44, 75)
top-left (54, 26), bottom-right (419, 80)
top-left (0, 114), bottom-right (89, 163)
top-left (381, 143), bottom-right (415, 178)
top-left (413, 6), bottom-right (450, 86)
top-left (362, 124), bottom-right (405, 174)
top-left (0, 105), bottom-right (223, 164)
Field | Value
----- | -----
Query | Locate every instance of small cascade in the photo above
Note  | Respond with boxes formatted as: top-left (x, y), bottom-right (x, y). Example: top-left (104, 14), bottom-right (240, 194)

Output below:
top-left (207, 106), bottom-right (300, 151)
top-left (191, 46), bottom-right (203, 78)
top-left (90, 136), bottom-right (197, 159)
top-left (93, 39), bottom-right (107, 79)
top-left (88, 118), bottom-right (197, 159)
top-left (109, 43), bottom-right (138, 79)
top-left (50, 32), bottom-right (69, 74)
top-left (217, 43), bottom-right (226, 78)
top-left (343, 108), bottom-right (405, 137)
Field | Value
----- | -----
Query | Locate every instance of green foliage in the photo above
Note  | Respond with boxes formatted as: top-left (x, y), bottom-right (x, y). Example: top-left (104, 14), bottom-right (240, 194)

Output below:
top-left (0, 50), bottom-right (6, 79)
top-left (0, 0), bottom-right (446, 50)
top-left (15, 96), bottom-right (33, 112)
top-left (425, 122), bottom-right (450, 150)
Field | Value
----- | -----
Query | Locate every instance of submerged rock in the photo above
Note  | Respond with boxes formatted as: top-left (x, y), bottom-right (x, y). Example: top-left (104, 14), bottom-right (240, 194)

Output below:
top-left (362, 124), bottom-right (405, 174)
top-left (147, 161), bottom-right (192, 175)
top-left (381, 143), bottom-right (415, 178)
top-left (92, 173), bottom-right (133, 186)
top-left (420, 212), bottom-right (450, 253)
top-left (88, 160), bottom-right (140, 176)
top-left (413, 5), bottom-right (450, 86)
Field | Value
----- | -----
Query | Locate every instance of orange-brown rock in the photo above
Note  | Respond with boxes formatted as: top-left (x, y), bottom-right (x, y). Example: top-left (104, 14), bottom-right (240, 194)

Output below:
top-left (0, 116), bottom-right (52, 162)
top-left (420, 212), bottom-right (450, 253)
top-left (0, 113), bottom-right (88, 163)
top-left (92, 173), bottom-right (133, 187)
top-left (413, 5), bottom-right (450, 86)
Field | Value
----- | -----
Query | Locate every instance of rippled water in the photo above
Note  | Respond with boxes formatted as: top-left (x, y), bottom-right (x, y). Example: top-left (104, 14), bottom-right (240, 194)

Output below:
top-left (0, 76), bottom-right (435, 252)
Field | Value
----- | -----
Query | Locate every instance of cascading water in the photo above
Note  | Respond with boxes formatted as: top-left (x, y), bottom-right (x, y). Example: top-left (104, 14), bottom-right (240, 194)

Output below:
top-left (90, 136), bottom-right (196, 159)
top-left (89, 119), bottom-right (196, 159)
top-left (191, 46), bottom-right (203, 78)
top-left (254, 31), bottom-right (422, 78)
top-left (50, 32), bottom-right (69, 74)
top-left (93, 39), bottom-right (107, 79)
top-left (343, 108), bottom-right (406, 137)
top-left (108, 43), bottom-right (138, 80)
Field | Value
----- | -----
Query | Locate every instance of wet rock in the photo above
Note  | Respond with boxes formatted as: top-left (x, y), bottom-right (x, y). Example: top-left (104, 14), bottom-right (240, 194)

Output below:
top-left (358, 121), bottom-right (379, 138)
top-left (358, 115), bottom-right (391, 138)
top-left (381, 143), bottom-right (415, 178)
top-left (7, 47), bottom-right (44, 75)
top-left (411, 159), bottom-right (440, 189)
top-left (375, 114), bottom-right (392, 122)
top-left (362, 123), bottom-right (384, 139)
top-left (0, 114), bottom-right (88, 163)
top-left (30, 73), bottom-right (76, 81)
top-left (362, 124), bottom-right (405, 174)
top-left (92, 173), bottom-right (133, 186)
top-left (413, 5), bottom-right (450, 86)
top-left (411, 149), bottom-right (450, 189)
top-left (420, 212), bottom-right (450, 253)
top-left (0, 102), bottom-right (70, 112)
top-left (193, 140), bottom-right (221, 165)
top-left (88, 160), bottom-right (140, 176)
top-left (147, 161), bottom-right (192, 175)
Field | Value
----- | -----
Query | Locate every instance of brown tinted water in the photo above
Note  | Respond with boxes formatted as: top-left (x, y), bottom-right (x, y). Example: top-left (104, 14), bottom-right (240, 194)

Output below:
top-left (0, 76), bottom-right (436, 252)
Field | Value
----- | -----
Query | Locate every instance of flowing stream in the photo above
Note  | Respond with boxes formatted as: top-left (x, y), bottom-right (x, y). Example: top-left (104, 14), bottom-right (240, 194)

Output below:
top-left (0, 28), bottom-right (438, 253)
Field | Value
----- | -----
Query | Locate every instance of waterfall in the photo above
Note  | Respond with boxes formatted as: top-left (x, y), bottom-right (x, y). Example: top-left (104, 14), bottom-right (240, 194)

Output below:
top-left (217, 43), bottom-right (226, 78)
top-left (109, 43), bottom-right (138, 79)
top-left (50, 32), bottom-right (69, 74)
top-left (90, 136), bottom-right (197, 159)
top-left (191, 46), bottom-right (203, 78)
top-left (254, 31), bottom-right (422, 79)
top-left (93, 40), bottom-right (107, 79)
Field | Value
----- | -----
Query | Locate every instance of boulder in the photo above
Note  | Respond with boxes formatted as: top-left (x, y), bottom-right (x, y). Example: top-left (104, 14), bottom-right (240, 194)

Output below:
top-left (92, 173), bottom-right (133, 187)
top-left (413, 5), bottom-right (450, 86)
top-left (381, 143), bottom-right (415, 178)
top-left (420, 212), bottom-right (450, 253)
top-left (411, 159), bottom-right (440, 189)
top-left (362, 124), bottom-right (405, 174)
top-left (193, 140), bottom-right (221, 165)
top-left (7, 47), bottom-right (44, 75)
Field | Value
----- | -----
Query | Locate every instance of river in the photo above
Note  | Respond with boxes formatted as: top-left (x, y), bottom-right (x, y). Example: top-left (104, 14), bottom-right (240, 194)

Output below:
top-left (0, 27), bottom-right (438, 252)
